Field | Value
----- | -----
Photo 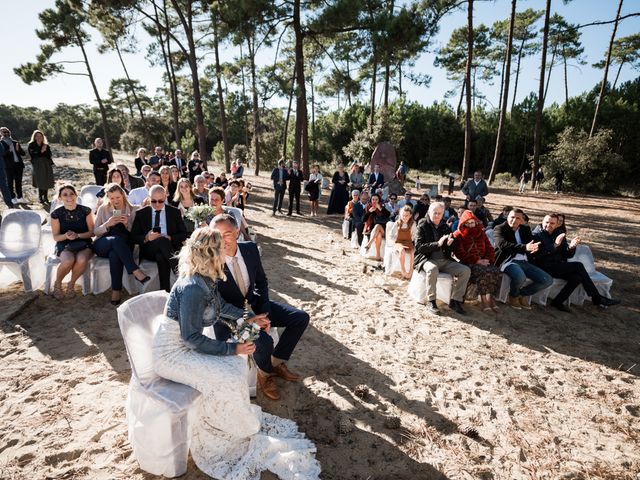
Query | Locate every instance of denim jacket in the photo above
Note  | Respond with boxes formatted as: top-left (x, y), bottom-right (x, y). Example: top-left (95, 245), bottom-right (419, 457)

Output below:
top-left (166, 273), bottom-right (246, 355)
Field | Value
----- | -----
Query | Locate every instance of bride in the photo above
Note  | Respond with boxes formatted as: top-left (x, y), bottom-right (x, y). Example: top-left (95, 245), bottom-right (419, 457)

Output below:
top-left (152, 227), bottom-right (320, 479)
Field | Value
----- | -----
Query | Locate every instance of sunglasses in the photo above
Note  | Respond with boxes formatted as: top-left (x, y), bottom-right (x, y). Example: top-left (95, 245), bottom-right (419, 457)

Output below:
top-left (150, 199), bottom-right (165, 204)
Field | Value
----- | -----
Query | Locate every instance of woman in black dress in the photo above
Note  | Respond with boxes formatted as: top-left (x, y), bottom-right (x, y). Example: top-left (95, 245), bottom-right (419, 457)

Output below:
top-left (134, 147), bottom-right (147, 176)
top-left (306, 164), bottom-right (322, 217)
top-left (50, 184), bottom-right (95, 300)
top-left (27, 129), bottom-right (54, 204)
top-left (326, 164), bottom-right (350, 215)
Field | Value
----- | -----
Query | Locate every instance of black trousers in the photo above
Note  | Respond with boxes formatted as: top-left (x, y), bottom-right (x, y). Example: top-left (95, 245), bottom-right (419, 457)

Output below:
top-left (544, 262), bottom-right (601, 305)
top-left (272, 187), bottom-right (285, 213)
top-left (6, 164), bottom-right (23, 198)
top-left (140, 237), bottom-right (177, 292)
top-left (214, 300), bottom-right (309, 374)
top-left (288, 188), bottom-right (301, 214)
top-left (354, 223), bottom-right (364, 246)
top-left (94, 168), bottom-right (108, 186)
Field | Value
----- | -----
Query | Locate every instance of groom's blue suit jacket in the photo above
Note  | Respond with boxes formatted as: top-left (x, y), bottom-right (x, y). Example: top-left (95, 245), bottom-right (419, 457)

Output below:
top-left (218, 241), bottom-right (271, 315)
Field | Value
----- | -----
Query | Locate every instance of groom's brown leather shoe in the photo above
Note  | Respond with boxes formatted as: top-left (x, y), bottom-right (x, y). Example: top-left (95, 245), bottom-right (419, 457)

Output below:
top-left (257, 374), bottom-right (281, 400)
top-left (273, 363), bottom-right (301, 382)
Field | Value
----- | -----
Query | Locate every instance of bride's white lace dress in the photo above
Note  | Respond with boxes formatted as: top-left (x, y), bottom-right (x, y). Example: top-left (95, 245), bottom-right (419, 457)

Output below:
top-left (153, 317), bottom-right (320, 479)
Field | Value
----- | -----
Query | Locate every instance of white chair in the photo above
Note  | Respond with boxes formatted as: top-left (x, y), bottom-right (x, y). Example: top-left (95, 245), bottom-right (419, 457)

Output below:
top-left (568, 244), bottom-right (613, 299)
top-left (0, 210), bottom-right (45, 292)
top-left (407, 269), bottom-right (453, 305)
top-left (80, 185), bottom-right (102, 213)
top-left (341, 219), bottom-right (350, 239)
top-left (383, 221), bottom-right (401, 275)
top-left (224, 206), bottom-right (244, 229)
top-left (350, 232), bottom-right (360, 249)
top-left (359, 233), bottom-right (386, 259)
top-left (43, 254), bottom-right (92, 296)
top-left (117, 291), bottom-right (200, 478)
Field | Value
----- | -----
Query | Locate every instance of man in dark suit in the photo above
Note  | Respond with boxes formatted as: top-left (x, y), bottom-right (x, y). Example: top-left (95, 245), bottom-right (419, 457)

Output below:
top-left (148, 146), bottom-right (165, 171)
top-left (368, 163), bottom-right (384, 191)
top-left (167, 149), bottom-right (188, 177)
top-left (270, 159), bottom-right (288, 215)
top-left (211, 214), bottom-right (309, 401)
top-left (131, 185), bottom-right (187, 292)
top-left (461, 170), bottom-right (489, 205)
top-left (287, 160), bottom-right (304, 216)
top-left (493, 208), bottom-right (552, 309)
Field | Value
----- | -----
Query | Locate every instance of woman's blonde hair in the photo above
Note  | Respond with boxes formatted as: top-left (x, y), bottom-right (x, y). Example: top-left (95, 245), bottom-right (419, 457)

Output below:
top-left (30, 129), bottom-right (48, 145)
top-left (177, 227), bottom-right (226, 281)
top-left (102, 183), bottom-right (132, 211)
top-left (173, 177), bottom-right (194, 203)
top-left (396, 204), bottom-right (415, 228)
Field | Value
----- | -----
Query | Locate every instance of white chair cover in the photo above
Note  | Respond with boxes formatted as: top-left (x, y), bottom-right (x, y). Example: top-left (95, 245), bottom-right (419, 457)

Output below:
top-left (341, 219), bottom-right (350, 239)
top-left (359, 234), bottom-right (386, 259)
top-left (117, 291), bottom-right (201, 477)
top-left (80, 185), bottom-right (102, 213)
top-left (383, 221), bottom-right (401, 275)
top-left (0, 210), bottom-right (45, 292)
top-left (44, 254), bottom-right (91, 295)
top-left (407, 269), bottom-right (453, 304)
top-left (568, 244), bottom-right (613, 299)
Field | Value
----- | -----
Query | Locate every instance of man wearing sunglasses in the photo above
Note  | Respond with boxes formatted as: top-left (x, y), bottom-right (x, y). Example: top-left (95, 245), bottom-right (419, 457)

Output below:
top-left (132, 185), bottom-right (187, 292)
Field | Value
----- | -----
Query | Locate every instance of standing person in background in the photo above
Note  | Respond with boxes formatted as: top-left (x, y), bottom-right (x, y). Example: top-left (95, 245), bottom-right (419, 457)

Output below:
top-left (148, 146), bottom-right (165, 171)
top-left (0, 140), bottom-right (13, 208)
top-left (461, 171), bottom-right (489, 206)
top-left (287, 160), bottom-right (304, 216)
top-left (533, 167), bottom-right (544, 193)
top-left (0, 127), bottom-right (26, 204)
top-left (187, 151), bottom-right (204, 182)
top-left (350, 164), bottom-right (364, 192)
top-left (396, 161), bottom-right (408, 184)
top-left (232, 160), bottom-right (244, 179)
top-left (28, 129), bottom-right (54, 205)
top-left (326, 164), bottom-right (350, 215)
top-left (306, 164), bottom-right (322, 217)
top-left (554, 169), bottom-right (565, 194)
top-left (168, 149), bottom-right (188, 178)
top-left (368, 163), bottom-right (384, 192)
top-left (270, 159), bottom-right (288, 216)
top-left (134, 148), bottom-right (147, 176)
top-left (89, 137), bottom-right (112, 186)
top-left (519, 168), bottom-right (531, 193)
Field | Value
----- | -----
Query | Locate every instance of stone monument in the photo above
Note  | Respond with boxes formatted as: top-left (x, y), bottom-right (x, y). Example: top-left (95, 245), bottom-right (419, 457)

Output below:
top-left (370, 141), bottom-right (397, 185)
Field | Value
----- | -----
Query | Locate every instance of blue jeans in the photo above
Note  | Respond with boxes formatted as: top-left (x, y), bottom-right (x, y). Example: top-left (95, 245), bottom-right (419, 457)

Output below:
top-left (0, 163), bottom-right (13, 207)
top-left (93, 235), bottom-right (138, 291)
top-left (504, 260), bottom-right (553, 297)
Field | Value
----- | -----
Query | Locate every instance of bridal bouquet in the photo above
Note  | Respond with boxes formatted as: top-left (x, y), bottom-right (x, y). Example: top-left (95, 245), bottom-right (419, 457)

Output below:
top-left (222, 300), bottom-right (262, 344)
top-left (185, 205), bottom-right (215, 225)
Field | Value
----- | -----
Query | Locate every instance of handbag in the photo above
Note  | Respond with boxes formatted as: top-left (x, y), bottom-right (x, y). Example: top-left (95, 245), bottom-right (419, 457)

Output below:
top-left (65, 239), bottom-right (91, 252)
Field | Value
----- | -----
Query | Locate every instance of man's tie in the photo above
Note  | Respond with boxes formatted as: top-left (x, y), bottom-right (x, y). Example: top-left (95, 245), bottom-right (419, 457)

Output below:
top-left (230, 257), bottom-right (247, 297)
top-left (154, 210), bottom-right (161, 229)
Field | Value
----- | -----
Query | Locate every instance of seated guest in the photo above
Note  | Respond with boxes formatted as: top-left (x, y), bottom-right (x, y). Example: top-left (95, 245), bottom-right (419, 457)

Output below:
top-left (211, 214), bottom-right (310, 401)
top-left (116, 163), bottom-right (144, 191)
top-left (443, 197), bottom-right (457, 221)
top-left (131, 185), bottom-right (187, 292)
top-left (170, 165), bottom-right (181, 184)
top-left (344, 190), bottom-right (360, 239)
top-left (363, 193), bottom-right (390, 261)
top-left (225, 180), bottom-right (243, 209)
top-left (532, 214), bottom-right (619, 312)
top-left (351, 190), bottom-right (368, 246)
top-left (193, 174), bottom-right (209, 201)
top-left (449, 206), bottom-right (466, 232)
top-left (493, 208), bottom-right (552, 309)
top-left (159, 165), bottom-right (177, 199)
top-left (412, 193), bottom-right (430, 222)
top-left (414, 202), bottom-right (470, 315)
top-left (389, 205), bottom-right (417, 279)
top-left (473, 196), bottom-right (493, 227)
top-left (215, 172), bottom-right (229, 189)
top-left (203, 171), bottom-right (215, 187)
top-left (96, 168), bottom-right (128, 201)
top-left (398, 192), bottom-right (415, 210)
top-left (170, 178), bottom-right (206, 234)
top-left (187, 150), bottom-right (204, 182)
top-left (385, 193), bottom-right (400, 221)
top-left (128, 171), bottom-right (161, 206)
top-left (138, 164), bottom-right (152, 181)
top-left (93, 183), bottom-right (150, 305)
top-left (453, 210), bottom-right (501, 312)
top-left (238, 179), bottom-right (251, 207)
top-left (133, 147), bottom-right (147, 176)
top-left (555, 213), bottom-right (566, 235)
top-left (492, 205), bottom-right (512, 228)
top-left (208, 187), bottom-right (250, 240)
top-left (50, 185), bottom-right (95, 299)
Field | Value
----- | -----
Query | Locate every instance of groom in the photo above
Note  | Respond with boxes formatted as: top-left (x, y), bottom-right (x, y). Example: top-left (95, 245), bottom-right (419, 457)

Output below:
top-left (211, 214), bottom-right (309, 401)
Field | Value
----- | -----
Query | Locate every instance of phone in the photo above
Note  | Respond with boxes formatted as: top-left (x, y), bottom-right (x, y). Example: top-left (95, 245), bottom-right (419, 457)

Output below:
top-left (152, 227), bottom-right (161, 234)
top-left (112, 209), bottom-right (121, 216)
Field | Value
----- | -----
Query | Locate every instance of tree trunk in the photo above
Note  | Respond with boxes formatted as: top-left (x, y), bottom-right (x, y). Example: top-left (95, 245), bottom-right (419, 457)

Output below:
top-left (511, 38), bottom-right (526, 111)
top-left (159, 0), bottom-right (181, 149)
top-left (543, 45), bottom-right (557, 104)
top-left (497, 44), bottom-right (507, 111)
top-left (456, 81), bottom-right (465, 119)
top-left (461, 0), bottom-right (473, 179)
top-left (398, 61), bottom-right (403, 98)
top-left (563, 51), bottom-right (569, 104)
top-left (115, 42), bottom-right (146, 123)
top-left (384, 59), bottom-right (390, 108)
top-left (76, 28), bottom-right (111, 150)
top-left (370, 51), bottom-right (377, 133)
top-left (213, 23), bottom-right (231, 172)
top-left (170, 0), bottom-right (207, 163)
top-left (239, 44), bottom-right (250, 148)
top-left (282, 68), bottom-right (296, 160)
top-left (532, 0), bottom-right (551, 187)
top-left (612, 60), bottom-right (624, 90)
top-left (293, 0), bottom-right (310, 177)
top-left (248, 37), bottom-right (261, 175)
top-left (590, 0), bottom-right (624, 137)
top-left (346, 57), bottom-right (352, 106)
top-left (489, 0), bottom-right (516, 183)
top-left (311, 75), bottom-right (316, 158)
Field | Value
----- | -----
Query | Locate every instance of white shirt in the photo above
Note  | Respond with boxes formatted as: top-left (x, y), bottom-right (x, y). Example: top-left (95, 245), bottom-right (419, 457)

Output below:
top-left (128, 186), bottom-right (150, 206)
top-left (151, 206), bottom-right (168, 236)
top-left (513, 229), bottom-right (528, 262)
top-left (225, 246), bottom-right (250, 294)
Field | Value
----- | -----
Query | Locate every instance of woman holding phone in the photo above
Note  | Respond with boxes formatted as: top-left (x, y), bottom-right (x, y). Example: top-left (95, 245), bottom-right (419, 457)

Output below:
top-left (93, 183), bottom-right (149, 305)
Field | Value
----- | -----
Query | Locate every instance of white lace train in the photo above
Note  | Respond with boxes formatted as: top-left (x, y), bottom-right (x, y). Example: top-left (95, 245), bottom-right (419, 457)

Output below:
top-left (152, 318), bottom-right (321, 479)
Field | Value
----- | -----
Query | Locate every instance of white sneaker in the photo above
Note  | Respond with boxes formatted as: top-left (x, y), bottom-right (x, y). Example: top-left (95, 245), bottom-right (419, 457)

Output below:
top-left (11, 198), bottom-right (18, 205)
top-left (17, 197), bottom-right (27, 204)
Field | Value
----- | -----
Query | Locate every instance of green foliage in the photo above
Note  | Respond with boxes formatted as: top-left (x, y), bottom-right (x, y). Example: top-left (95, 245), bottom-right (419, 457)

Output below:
top-left (544, 127), bottom-right (625, 193)
top-left (342, 107), bottom-right (404, 165)
top-left (231, 144), bottom-right (250, 164)
top-left (119, 116), bottom-right (172, 152)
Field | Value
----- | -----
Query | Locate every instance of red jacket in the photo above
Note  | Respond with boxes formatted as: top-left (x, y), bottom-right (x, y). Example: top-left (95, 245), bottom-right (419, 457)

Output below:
top-left (453, 210), bottom-right (495, 265)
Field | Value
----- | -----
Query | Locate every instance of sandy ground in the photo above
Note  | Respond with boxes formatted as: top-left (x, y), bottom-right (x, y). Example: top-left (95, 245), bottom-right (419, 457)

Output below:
top-left (0, 147), bottom-right (639, 480)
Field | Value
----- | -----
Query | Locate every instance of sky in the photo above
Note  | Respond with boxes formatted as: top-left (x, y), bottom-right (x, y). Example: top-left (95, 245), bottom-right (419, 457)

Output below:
top-left (2, 1), bottom-right (639, 113)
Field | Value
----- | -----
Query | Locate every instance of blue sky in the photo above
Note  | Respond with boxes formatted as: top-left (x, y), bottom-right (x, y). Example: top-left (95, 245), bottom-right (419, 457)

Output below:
top-left (2, 1), bottom-right (639, 112)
